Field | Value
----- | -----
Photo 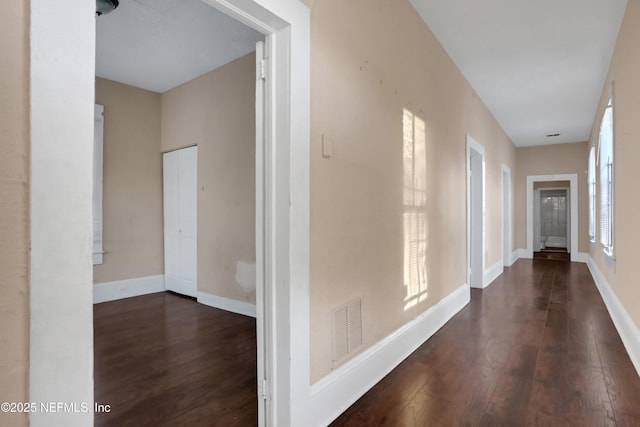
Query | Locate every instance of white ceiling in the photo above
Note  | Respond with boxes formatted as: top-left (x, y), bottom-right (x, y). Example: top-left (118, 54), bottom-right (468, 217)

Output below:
top-left (409, 0), bottom-right (627, 146)
top-left (98, 1), bottom-right (627, 146)
top-left (96, 0), bottom-right (263, 93)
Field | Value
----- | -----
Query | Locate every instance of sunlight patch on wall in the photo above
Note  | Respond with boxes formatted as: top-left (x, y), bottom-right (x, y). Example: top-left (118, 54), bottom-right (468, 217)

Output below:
top-left (403, 109), bottom-right (428, 311)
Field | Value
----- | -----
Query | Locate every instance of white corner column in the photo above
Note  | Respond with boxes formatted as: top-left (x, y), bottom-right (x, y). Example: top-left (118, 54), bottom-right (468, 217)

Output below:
top-left (30, 1), bottom-right (95, 426)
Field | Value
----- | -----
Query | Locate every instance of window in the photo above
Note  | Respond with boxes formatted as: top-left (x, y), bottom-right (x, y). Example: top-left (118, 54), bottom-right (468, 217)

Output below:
top-left (598, 96), bottom-right (614, 254)
top-left (588, 145), bottom-right (596, 242)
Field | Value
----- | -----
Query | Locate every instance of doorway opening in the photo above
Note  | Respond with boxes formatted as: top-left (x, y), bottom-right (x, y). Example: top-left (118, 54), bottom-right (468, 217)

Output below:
top-left (93, 0), bottom-right (268, 424)
top-left (30, 0), bottom-right (307, 425)
top-left (466, 135), bottom-right (485, 289)
top-left (526, 174), bottom-right (578, 262)
top-left (533, 185), bottom-right (570, 260)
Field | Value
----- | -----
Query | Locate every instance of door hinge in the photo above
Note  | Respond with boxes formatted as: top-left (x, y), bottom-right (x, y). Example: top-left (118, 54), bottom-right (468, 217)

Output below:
top-left (261, 379), bottom-right (269, 400)
top-left (259, 59), bottom-right (267, 80)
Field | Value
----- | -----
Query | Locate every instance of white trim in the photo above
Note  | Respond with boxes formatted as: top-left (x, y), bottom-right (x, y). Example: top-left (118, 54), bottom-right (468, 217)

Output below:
top-left (304, 284), bottom-right (470, 427)
top-left (484, 260), bottom-right (504, 288)
top-left (30, 0), bottom-right (95, 424)
top-left (510, 249), bottom-right (520, 266)
top-left (517, 248), bottom-right (530, 259)
top-left (30, 1), bottom-right (309, 426)
top-left (93, 275), bottom-right (165, 304)
top-left (197, 292), bottom-right (257, 318)
top-left (93, 104), bottom-right (104, 265)
top-left (587, 256), bottom-right (640, 377)
top-left (201, 2), bottom-right (310, 426)
top-left (466, 134), bottom-right (485, 289)
top-left (526, 174), bottom-right (579, 261)
top-left (572, 252), bottom-right (589, 263)
top-left (501, 164), bottom-right (512, 267)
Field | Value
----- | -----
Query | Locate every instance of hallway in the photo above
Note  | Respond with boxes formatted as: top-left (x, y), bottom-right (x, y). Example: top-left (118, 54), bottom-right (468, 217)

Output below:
top-left (332, 259), bottom-right (640, 426)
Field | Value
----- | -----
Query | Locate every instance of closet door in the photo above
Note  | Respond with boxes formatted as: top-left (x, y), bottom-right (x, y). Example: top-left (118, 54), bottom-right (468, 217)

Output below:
top-left (163, 146), bottom-right (198, 297)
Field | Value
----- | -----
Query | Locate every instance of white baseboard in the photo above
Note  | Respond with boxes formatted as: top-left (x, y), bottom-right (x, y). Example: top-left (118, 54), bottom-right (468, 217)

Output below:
top-left (197, 292), bottom-right (257, 318)
top-left (518, 248), bottom-right (531, 259)
top-left (503, 250), bottom-right (518, 267)
top-left (93, 275), bottom-right (165, 304)
top-left (483, 260), bottom-right (504, 288)
top-left (305, 283), bottom-right (470, 427)
top-left (587, 256), bottom-right (640, 377)
top-left (510, 249), bottom-right (520, 266)
top-left (572, 252), bottom-right (589, 263)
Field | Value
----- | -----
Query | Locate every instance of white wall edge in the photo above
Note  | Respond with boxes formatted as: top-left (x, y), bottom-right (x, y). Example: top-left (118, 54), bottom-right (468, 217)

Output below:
top-left (587, 256), bottom-right (640, 377)
top-left (572, 252), bottom-right (589, 263)
top-left (197, 291), bottom-right (257, 318)
top-left (484, 260), bottom-right (504, 288)
top-left (304, 283), bottom-right (470, 427)
top-left (93, 275), bottom-right (165, 304)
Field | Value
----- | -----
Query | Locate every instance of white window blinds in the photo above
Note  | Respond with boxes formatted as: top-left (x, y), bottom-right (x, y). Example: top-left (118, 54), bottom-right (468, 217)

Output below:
top-left (598, 98), bottom-right (613, 251)
top-left (588, 145), bottom-right (596, 242)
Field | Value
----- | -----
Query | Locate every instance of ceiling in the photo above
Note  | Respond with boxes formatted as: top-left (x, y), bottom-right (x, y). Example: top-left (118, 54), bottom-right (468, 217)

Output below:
top-left (96, 0), bottom-right (263, 93)
top-left (98, 0), bottom-right (627, 146)
top-left (409, 0), bottom-right (627, 146)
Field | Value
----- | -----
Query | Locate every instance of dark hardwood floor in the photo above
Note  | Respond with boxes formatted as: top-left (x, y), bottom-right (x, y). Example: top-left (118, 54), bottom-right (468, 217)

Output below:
top-left (93, 292), bottom-right (257, 427)
top-left (332, 259), bottom-right (640, 427)
top-left (534, 247), bottom-right (571, 261)
top-left (94, 260), bottom-right (640, 426)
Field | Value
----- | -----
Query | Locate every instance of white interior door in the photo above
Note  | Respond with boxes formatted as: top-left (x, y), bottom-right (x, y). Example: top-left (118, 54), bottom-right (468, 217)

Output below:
top-left (163, 146), bottom-right (198, 297)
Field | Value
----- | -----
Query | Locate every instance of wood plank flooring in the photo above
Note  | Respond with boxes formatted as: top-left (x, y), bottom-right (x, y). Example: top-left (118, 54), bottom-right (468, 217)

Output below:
top-left (331, 259), bottom-right (640, 427)
top-left (94, 259), bottom-right (640, 426)
top-left (93, 292), bottom-right (257, 427)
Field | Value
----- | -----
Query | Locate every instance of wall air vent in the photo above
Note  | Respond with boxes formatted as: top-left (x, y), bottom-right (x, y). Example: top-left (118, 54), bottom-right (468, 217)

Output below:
top-left (332, 297), bottom-right (364, 364)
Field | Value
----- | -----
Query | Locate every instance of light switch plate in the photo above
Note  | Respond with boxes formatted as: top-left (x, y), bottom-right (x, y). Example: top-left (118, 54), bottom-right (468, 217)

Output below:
top-left (322, 134), bottom-right (333, 158)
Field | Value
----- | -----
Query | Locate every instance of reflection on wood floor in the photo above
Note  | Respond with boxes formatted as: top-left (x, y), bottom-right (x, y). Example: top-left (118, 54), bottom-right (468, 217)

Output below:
top-left (332, 259), bottom-right (640, 426)
top-left (94, 292), bottom-right (257, 427)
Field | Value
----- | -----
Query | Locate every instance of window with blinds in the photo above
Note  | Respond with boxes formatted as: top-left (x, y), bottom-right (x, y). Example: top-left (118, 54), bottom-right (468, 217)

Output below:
top-left (598, 96), bottom-right (614, 253)
top-left (588, 145), bottom-right (596, 242)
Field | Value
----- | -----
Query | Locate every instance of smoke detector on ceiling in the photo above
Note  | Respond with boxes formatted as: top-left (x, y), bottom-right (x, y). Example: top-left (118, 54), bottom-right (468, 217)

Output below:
top-left (96, 0), bottom-right (119, 16)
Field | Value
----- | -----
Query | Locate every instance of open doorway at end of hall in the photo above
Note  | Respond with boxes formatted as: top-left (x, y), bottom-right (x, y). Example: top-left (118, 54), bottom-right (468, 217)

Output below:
top-left (526, 174), bottom-right (578, 262)
top-left (533, 182), bottom-right (570, 260)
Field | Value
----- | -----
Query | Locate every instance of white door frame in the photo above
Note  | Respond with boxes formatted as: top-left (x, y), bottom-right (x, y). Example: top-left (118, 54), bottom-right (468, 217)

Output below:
top-left (466, 135), bottom-right (485, 288)
top-left (526, 174), bottom-right (578, 261)
top-left (501, 164), bottom-right (512, 267)
top-left (29, 1), bottom-right (310, 426)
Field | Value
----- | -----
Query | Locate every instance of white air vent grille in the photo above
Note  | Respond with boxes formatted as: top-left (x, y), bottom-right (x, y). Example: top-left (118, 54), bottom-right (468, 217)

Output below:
top-left (332, 297), bottom-right (364, 363)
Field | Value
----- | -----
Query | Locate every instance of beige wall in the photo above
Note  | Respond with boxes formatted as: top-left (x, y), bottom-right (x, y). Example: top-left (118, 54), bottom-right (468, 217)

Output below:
top-left (589, 0), bottom-right (640, 331)
top-left (0, 2), bottom-right (29, 426)
top-left (514, 142), bottom-right (589, 253)
top-left (161, 54), bottom-right (256, 304)
top-left (94, 78), bottom-right (164, 283)
top-left (308, 0), bottom-right (516, 381)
